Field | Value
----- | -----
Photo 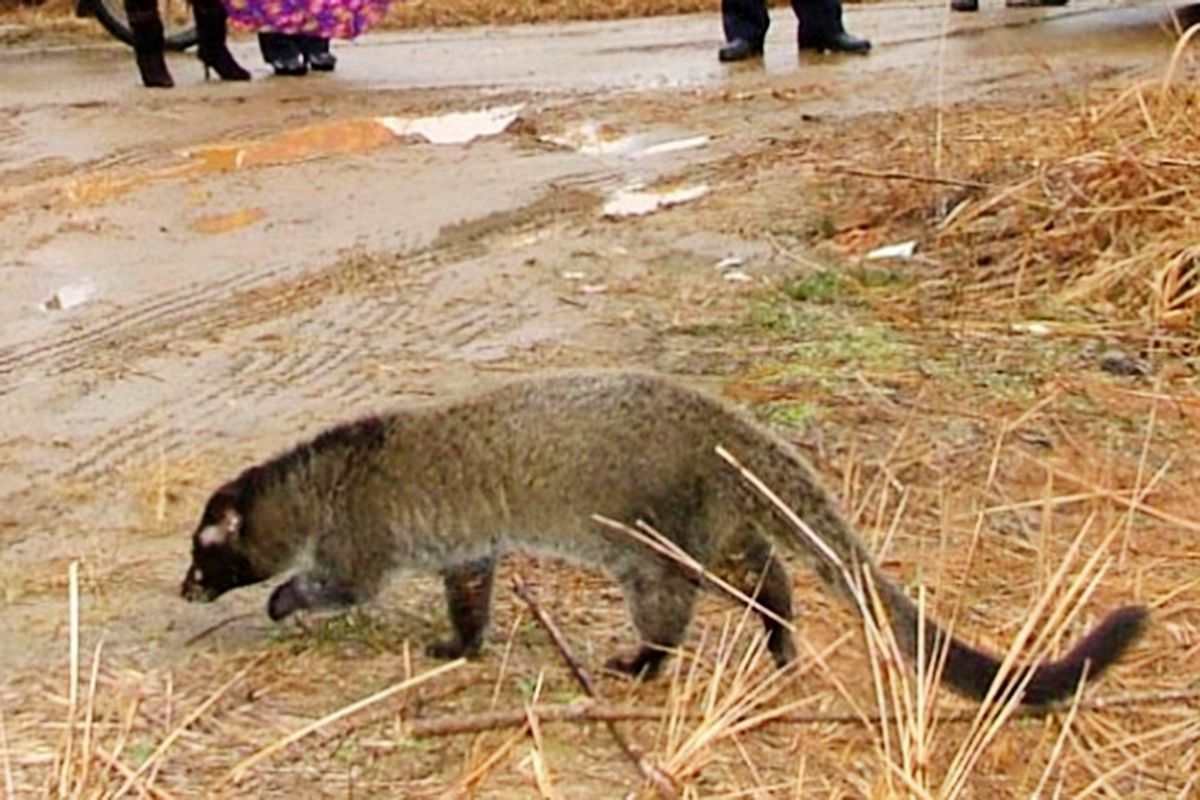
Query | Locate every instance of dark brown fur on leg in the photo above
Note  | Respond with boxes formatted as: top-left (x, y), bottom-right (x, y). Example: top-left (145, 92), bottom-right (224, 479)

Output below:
top-left (712, 535), bottom-right (797, 666)
top-left (267, 572), bottom-right (358, 621)
top-left (428, 556), bottom-right (496, 659)
top-left (606, 563), bottom-right (698, 679)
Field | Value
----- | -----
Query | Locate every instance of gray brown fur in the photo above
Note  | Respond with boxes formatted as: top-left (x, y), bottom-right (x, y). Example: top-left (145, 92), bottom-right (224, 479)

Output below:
top-left (182, 371), bottom-right (1146, 704)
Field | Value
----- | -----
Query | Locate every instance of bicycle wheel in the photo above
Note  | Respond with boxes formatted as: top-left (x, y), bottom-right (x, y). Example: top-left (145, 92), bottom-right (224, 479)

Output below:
top-left (89, 0), bottom-right (199, 51)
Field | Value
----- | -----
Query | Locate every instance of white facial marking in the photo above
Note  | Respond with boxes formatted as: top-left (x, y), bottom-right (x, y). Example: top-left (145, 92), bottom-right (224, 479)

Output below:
top-left (198, 524), bottom-right (225, 547)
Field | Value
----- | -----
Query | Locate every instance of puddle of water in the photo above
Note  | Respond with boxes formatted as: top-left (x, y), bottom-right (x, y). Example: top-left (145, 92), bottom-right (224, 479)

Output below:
top-left (189, 207), bottom-right (267, 235)
top-left (59, 105), bottom-right (523, 209)
top-left (185, 118), bottom-right (396, 171)
top-left (602, 183), bottom-right (710, 217)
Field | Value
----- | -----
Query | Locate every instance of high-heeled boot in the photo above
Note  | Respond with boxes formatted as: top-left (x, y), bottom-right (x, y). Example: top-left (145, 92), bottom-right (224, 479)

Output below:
top-left (126, 0), bottom-right (174, 88)
top-left (192, 0), bottom-right (251, 81)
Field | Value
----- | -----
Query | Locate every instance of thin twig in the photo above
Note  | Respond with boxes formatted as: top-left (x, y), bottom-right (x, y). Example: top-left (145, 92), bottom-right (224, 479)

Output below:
top-left (182, 613), bottom-right (259, 648)
top-left (0, 705), bottom-right (13, 800)
top-left (511, 576), bottom-right (678, 799)
top-left (817, 164), bottom-right (990, 190)
top-left (406, 687), bottom-right (1200, 738)
top-left (222, 657), bottom-right (465, 786)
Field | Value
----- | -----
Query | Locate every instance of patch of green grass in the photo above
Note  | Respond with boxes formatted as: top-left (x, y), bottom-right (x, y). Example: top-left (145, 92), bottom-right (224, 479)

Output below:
top-left (766, 401), bottom-right (823, 430)
top-left (783, 270), bottom-right (846, 305)
top-left (270, 610), bottom-right (403, 655)
top-left (781, 264), bottom-right (912, 307)
top-left (126, 741), bottom-right (155, 767)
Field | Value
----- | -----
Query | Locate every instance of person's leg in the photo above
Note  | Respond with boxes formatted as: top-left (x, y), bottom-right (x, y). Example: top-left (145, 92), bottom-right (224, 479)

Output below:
top-left (296, 35), bottom-right (337, 71)
top-left (258, 32), bottom-right (308, 76)
top-left (792, 0), bottom-right (870, 53)
top-left (719, 0), bottom-right (769, 61)
top-left (125, 0), bottom-right (173, 87)
top-left (193, 0), bottom-right (251, 80)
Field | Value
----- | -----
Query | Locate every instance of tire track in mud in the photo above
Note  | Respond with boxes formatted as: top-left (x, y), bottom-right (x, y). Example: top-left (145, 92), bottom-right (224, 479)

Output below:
top-left (9, 180), bottom-right (605, 487)
top-left (0, 266), bottom-right (280, 380)
top-left (59, 253), bottom-right (551, 482)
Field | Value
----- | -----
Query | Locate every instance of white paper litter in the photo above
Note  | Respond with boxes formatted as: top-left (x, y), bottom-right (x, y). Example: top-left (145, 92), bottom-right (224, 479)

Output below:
top-left (542, 124), bottom-right (710, 160)
top-left (865, 240), bottom-right (918, 261)
top-left (602, 184), bottom-right (710, 218)
top-left (632, 135), bottom-right (711, 159)
top-left (541, 122), bottom-right (637, 156)
top-left (715, 256), bottom-right (745, 271)
top-left (42, 281), bottom-right (95, 312)
top-left (723, 270), bottom-right (752, 283)
top-left (378, 105), bottom-right (523, 145)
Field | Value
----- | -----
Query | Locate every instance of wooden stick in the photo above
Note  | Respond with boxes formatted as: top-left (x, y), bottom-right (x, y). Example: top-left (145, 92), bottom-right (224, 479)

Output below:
top-left (816, 164), bottom-right (991, 190)
top-left (182, 613), bottom-right (258, 648)
top-left (59, 560), bottom-right (80, 798)
top-left (0, 705), bottom-right (14, 800)
top-left (222, 657), bottom-right (465, 786)
top-left (511, 576), bottom-right (678, 799)
top-left (407, 688), bottom-right (1200, 739)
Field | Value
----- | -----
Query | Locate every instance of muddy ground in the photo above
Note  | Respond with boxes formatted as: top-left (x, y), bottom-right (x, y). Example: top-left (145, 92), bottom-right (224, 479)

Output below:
top-left (1, 1), bottom-right (1198, 796)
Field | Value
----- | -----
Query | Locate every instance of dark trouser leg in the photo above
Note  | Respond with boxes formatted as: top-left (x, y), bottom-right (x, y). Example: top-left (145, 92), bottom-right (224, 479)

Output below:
top-left (294, 35), bottom-right (330, 55)
top-left (194, 0), bottom-right (251, 80)
top-left (792, 0), bottom-right (843, 40)
top-left (258, 32), bottom-right (296, 62)
top-left (428, 556), bottom-right (496, 659)
top-left (721, 0), bottom-right (770, 46)
top-left (125, 0), bottom-right (173, 88)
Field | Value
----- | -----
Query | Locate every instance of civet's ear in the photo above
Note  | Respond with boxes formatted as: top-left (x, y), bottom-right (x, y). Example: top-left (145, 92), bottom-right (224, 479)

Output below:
top-left (197, 508), bottom-right (242, 547)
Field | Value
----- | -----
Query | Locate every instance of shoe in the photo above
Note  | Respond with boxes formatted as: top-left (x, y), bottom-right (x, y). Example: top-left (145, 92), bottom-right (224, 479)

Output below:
top-left (951, 0), bottom-right (979, 11)
top-left (200, 47), bottom-right (252, 81)
top-left (127, 4), bottom-right (174, 87)
top-left (270, 54), bottom-right (309, 76)
top-left (797, 31), bottom-right (872, 53)
top-left (193, 0), bottom-right (251, 81)
top-left (135, 50), bottom-right (174, 87)
top-left (306, 51), bottom-right (337, 72)
top-left (1005, 0), bottom-right (1068, 5)
top-left (718, 38), bottom-right (764, 62)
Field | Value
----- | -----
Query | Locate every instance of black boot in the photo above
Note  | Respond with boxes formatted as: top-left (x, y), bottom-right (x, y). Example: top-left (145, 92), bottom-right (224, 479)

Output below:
top-left (193, 0), bottom-right (251, 81)
top-left (797, 30), bottom-right (871, 53)
top-left (718, 37), bottom-right (764, 62)
top-left (258, 32), bottom-right (308, 76)
top-left (125, 0), bottom-right (173, 87)
top-left (297, 35), bottom-right (336, 71)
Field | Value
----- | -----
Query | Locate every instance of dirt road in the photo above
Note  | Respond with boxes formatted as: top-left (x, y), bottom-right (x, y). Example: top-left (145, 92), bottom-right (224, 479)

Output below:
top-left (0, 1), bottom-right (1193, 793)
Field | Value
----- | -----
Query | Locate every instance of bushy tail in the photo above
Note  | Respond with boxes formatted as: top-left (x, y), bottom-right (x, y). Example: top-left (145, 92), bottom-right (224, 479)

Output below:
top-left (715, 421), bottom-right (1147, 707)
top-left (878, 581), bottom-right (1147, 705)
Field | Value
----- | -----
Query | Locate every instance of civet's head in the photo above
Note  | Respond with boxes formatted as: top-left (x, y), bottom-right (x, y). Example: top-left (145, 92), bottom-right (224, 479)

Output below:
top-left (181, 479), bottom-right (270, 603)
